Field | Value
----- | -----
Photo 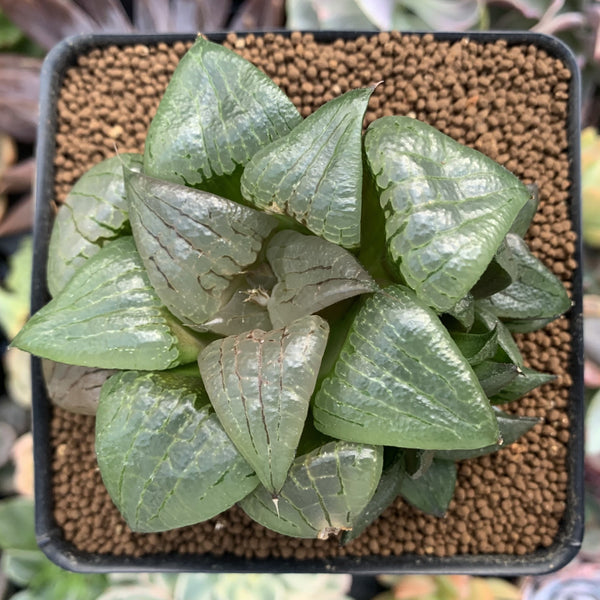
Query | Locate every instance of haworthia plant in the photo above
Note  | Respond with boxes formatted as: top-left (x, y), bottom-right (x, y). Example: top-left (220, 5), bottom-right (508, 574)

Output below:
top-left (364, 116), bottom-right (530, 313)
top-left (198, 315), bottom-right (329, 495)
top-left (13, 237), bottom-right (205, 370)
top-left (144, 36), bottom-right (301, 203)
top-left (126, 170), bottom-right (279, 330)
top-left (47, 153), bottom-right (143, 296)
top-left (241, 88), bottom-right (373, 248)
top-left (266, 230), bottom-right (377, 328)
top-left (239, 441), bottom-right (382, 538)
top-left (12, 36), bottom-right (572, 539)
top-left (96, 371), bottom-right (258, 532)
top-left (313, 284), bottom-right (499, 450)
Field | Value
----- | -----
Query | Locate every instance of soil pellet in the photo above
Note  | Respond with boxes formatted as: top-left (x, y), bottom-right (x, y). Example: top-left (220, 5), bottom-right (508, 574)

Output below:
top-left (49, 32), bottom-right (575, 560)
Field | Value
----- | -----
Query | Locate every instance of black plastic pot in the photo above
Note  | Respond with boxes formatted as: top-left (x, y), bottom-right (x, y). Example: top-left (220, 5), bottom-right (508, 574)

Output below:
top-left (32, 31), bottom-right (584, 575)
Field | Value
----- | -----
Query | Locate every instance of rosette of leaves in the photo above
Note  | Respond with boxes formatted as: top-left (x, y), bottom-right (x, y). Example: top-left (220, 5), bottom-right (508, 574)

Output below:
top-left (12, 36), bottom-right (571, 541)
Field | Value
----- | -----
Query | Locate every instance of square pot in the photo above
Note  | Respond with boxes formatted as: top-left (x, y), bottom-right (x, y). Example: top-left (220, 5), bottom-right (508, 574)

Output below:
top-left (32, 30), bottom-right (583, 575)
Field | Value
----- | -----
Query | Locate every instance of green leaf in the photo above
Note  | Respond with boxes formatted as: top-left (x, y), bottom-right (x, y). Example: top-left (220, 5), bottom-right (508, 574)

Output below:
top-left (201, 285), bottom-right (272, 336)
top-left (478, 233), bottom-right (571, 332)
top-left (510, 183), bottom-right (539, 237)
top-left (265, 230), bottom-right (376, 328)
top-left (313, 284), bottom-right (499, 450)
top-left (241, 88), bottom-right (374, 248)
top-left (436, 408), bottom-right (540, 461)
top-left (364, 116), bottom-right (530, 312)
top-left (47, 154), bottom-right (143, 296)
top-left (450, 326), bottom-right (498, 366)
top-left (398, 458), bottom-right (456, 517)
top-left (445, 293), bottom-right (475, 330)
top-left (198, 316), bottom-right (329, 495)
top-left (144, 36), bottom-right (301, 202)
top-left (470, 236), bottom-right (517, 299)
top-left (489, 366), bottom-right (555, 404)
top-left (341, 449), bottom-right (405, 545)
top-left (12, 237), bottom-right (206, 370)
top-left (126, 170), bottom-right (279, 330)
top-left (474, 304), bottom-right (524, 368)
top-left (0, 497), bottom-right (36, 550)
top-left (239, 440), bottom-right (382, 539)
top-left (95, 371), bottom-right (258, 533)
top-left (473, 361), bottom-right (519, 397)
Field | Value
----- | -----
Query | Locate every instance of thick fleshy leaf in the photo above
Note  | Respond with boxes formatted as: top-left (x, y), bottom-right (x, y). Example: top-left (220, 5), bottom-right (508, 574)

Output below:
top-left (200, 285), bottom-right (272, 336)
top-left (313, 284), bottom-right (499, 450)
top-left (12, 237), bottom-right (205, 370)
top-left (436, 408), bottom-right (540, 461)
top-left (364, 116), bottom-right (529, 312)
top-left (143, 36), bottom-right (301, 202)
top-left (47, 153), bottom-right (142, 296)
top-left (265, 230), bottom-right (376, 328)
top-left (489, 367), bottom-right (556, 404)
top-left (398, 458), bottom-right (456, 517)
top-left (510, 183), bottom-right (539, 237)
top-left (474, 304), bottom-right (524, 368)
top-left (445, 294), bottom-right (475, 330)
top-left (198, 315), bottom-right (329, 495)
top-left (470, 237), bottom-right (517, 299)
top-left (473, 361), bottom-right (519, 397)
top-left (341, 450), bottom-right (405, 545)
top-left (96, 371), bottom-right (258, 533)
top-left (478, 233), bottom-right (571, 332)
top-left (239, 441), bottom-right (382, 539)
top-left (41, 360), bottom-right (116, 415)
top-left (241, 88), bottom-right (374, 248)
top-left (450, 326), bottom-right (498, 366)
top-left (126, 170), bottom-right (279, 330)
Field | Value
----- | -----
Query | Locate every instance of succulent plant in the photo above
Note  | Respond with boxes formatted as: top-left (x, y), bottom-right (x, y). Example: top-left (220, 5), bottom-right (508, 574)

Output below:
top-left (12, 36), bottom-right (570, 540)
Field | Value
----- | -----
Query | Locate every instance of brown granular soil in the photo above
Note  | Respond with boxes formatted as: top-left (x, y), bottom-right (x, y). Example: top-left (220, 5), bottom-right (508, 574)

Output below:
top-left (49, 32), bottom-right (576, 560)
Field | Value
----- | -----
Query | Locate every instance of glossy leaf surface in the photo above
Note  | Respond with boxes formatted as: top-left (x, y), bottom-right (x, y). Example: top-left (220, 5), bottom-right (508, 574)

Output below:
top-left (12, 237), bottom-right (204, 370)
top-left (198, 315), bottom-right (329, 494)
top-left (510, 183), bottom-right (539, 237)
top-left (450, 327), bottom-right (498, 366)
top-left (473, 361), bottom-right (519, 397)
top-left (474, 305), bottom-right (524, 368)
top-left (489, 367), bottom-right (555, 404)
top-left (478, 233), bottom-right (571, 331)
top-left (313, 285), bottom-right (499, 450)
top-left (398, 458), bottom-right (456, 517)
top-left (436, 408), bottom-right (540, 461)
top-left (144, 36), bottom-right (301, 202)
top-left (364, 116), bottom-right (529, 312)
top-left (239, 441), bottom-right (382, 538)
top-left (47, 153), bottom-right (142, 296)
top-left (96, 371), bottom-right (258, 532)
top-left (266, 230), bottom-right (376, 328)
top-left (340, 450), bottom-right (404, 544)
top-left (126, 170), bottom-right (278, 329)
top-left (241, 88), bottom-right (373, 248)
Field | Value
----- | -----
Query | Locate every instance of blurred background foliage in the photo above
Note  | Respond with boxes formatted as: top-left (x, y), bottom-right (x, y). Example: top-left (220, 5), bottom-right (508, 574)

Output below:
top-left (1, 1), bottom-right (600, 598)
